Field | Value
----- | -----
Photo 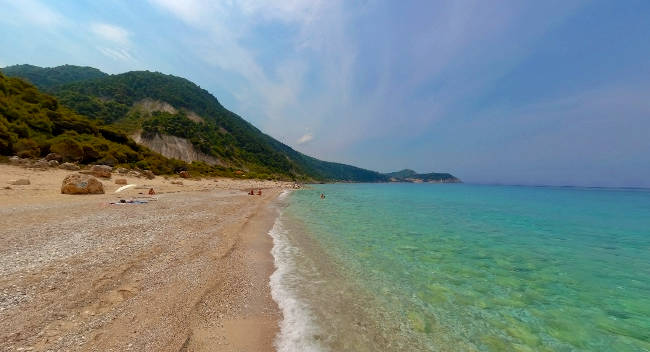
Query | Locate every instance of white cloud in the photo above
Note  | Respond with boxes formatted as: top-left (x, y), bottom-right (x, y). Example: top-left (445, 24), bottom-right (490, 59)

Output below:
top-left (91, 23), bottom-right (130, 45)
top-left (297, 133), bottom-right (313, 145)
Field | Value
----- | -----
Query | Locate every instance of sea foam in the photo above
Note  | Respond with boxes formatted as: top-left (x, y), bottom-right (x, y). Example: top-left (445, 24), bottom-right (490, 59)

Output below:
top-left (268, 216), bottom-right (325, 352)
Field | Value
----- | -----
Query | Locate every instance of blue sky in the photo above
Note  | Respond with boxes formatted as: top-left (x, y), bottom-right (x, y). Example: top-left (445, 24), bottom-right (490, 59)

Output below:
top-left (1, 0), bottom-right (649, 187)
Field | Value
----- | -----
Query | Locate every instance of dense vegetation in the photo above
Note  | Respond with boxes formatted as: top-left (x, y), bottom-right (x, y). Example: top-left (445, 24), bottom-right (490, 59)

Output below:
top-left (384, 169), bottom-right (418, 179)
top-left (1, 64), bottom-right (107, 89)
top-left (0, 72), bottom-right (213, 175)
top-left (1, 64), bottom-right (458, 182)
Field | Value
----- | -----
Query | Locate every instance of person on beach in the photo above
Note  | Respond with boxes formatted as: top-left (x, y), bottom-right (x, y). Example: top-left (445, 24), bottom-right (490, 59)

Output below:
top-left (257, 189), bottom-right (262, 195)
top-left (249, 189), bottom-right (254, 195)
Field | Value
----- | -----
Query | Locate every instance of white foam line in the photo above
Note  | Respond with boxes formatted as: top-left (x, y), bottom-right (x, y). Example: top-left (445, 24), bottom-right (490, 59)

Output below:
top-left (269, 216), bottom-right (325, 352)
top-left (277, 189), bottom-right (291, 201)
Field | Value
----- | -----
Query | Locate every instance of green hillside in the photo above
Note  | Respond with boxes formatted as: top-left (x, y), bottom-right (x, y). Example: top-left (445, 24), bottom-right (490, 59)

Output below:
top-left (2, 65), bottom-right (388, 181)
top-left (0, 72), bottom-right (209, 174)
top-left (0, 64), bottom-right (107, 89)
top-left (384, 169), bottom-right (418, 179)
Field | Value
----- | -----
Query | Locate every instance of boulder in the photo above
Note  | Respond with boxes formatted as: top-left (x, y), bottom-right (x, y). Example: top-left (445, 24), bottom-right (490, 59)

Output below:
top-left (171, 180), bottom-right (183, 185)
top-left (127, 170), bottom-right (141, 178)
top-left (48, 160), bottom-right (59, 167)
top-left (9, 156), bottom-right (24, 165)
top-left (115, 178), bottom-right (127, 185)
top-left (115, 167), bottom-right (129, 175)
top-left (32, 159), bottom-right (49, 169)
top-left (59, 162), bottom-right (80, 171)
top-left (45, 153), bottom-right (62, 162)
top-left (179, 171), bottom-right (190, 178)
top-left (90, 164), bottom-right (112, 178)
top-left (9, 179), bottom-right (30, 185)
top-left (142, 170), bottom-right (155, 180)
top-left (61, 174), bottom-right (104, 194)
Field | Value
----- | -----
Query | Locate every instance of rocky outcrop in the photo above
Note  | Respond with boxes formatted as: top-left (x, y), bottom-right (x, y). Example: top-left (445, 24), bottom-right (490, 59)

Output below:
top-left (90, 165), bottom-right (112, 178)
top-left (32, 160), bottom-right (49, 169)
top-left (131, 132), bottom-right (220, 166)
top-left (179, 171), bottom-right (190, 178)
top-left (61, 174), bottom-right (104, 194)
top-left (45, 153), bottom-right (62, 162)
top-left (9, 156), bottom-right (26, 165)
top-left (59, 162), bottom-right (80, 171)
top-left (132, 98), bottom-right (177, 115)
top-left (115, 178), bottom-right (127, 185)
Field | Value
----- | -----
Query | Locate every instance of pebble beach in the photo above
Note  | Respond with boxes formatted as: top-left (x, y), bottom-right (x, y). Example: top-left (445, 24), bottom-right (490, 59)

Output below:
top-left (0, 163), bottom-right (294, 351)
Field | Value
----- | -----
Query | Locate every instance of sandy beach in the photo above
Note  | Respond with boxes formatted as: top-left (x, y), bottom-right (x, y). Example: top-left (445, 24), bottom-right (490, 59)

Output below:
top-left (0, 164), bottom-right (291, 351)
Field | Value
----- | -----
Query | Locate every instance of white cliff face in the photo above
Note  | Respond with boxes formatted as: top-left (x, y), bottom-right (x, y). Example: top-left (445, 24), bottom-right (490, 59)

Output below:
top-left (131, 132), bottom-right (221, 166)
top-left (129, 99), bottom-right (215, 165)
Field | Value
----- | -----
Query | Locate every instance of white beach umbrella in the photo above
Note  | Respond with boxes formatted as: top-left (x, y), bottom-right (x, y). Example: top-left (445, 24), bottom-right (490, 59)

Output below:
top-left (114, 184), bottom-right (137, 193)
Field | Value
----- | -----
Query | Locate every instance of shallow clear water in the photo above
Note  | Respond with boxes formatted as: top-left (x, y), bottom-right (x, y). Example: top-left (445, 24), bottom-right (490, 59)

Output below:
top-left (270, 184), bottom-right (650, 351)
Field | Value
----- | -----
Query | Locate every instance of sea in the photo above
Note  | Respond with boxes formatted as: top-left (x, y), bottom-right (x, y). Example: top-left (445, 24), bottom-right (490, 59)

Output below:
top-left (268, 184), bottom-right (650, 352)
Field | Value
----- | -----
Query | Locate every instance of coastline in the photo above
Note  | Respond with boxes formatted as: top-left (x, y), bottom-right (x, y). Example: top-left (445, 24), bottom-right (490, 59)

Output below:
top-left (0, 164), bottom-right (285, 351)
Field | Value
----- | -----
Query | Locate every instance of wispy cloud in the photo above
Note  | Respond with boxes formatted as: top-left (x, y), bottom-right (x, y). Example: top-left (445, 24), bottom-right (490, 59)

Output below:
top-left (97, 47), bottom-right (133, 62)
top-left (3, 0), bottom-right (647, 186)
top-left (0, 0), bottom-right (64, 27)
top-left (91, 23), bottom-right (130, 45)
top-left (89, 22), bottom-right (134, 62)
top-left (296, 133), bottom-right (313, 145)
top-left (147, 0), bottom-right (210, 25)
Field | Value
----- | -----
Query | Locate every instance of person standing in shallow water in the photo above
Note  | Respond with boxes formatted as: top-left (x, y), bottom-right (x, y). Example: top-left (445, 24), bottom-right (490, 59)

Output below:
top-left (320, 193), bottom-right (325, 199)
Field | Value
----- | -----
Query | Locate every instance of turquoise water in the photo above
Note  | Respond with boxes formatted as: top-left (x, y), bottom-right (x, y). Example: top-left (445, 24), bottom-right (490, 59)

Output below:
top-left (273, 184), bottom-right (650, 351)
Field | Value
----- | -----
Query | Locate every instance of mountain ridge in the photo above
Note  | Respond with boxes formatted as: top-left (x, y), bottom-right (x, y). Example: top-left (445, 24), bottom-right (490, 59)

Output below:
top-left (1, 64), bottom-right (459, 182)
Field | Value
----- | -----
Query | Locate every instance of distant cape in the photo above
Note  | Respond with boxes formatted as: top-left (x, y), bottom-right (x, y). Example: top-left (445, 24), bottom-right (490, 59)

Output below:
top-left (383, 169), bottom-right (461, 183)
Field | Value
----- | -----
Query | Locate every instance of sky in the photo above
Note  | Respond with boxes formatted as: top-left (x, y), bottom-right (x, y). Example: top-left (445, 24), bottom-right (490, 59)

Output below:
top-left (1, 0), bottom-right (649, 187)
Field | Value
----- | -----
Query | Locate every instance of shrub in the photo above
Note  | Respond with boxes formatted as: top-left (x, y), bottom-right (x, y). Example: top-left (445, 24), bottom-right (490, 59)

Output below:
top-left (50, 137), bottom-right (83, 161)
top-left (82, 144), bottom-right (100, 163)
top-left (98, 154), bottom-right (118, 166)
top-left (14, 138), bottom-right (40, 158)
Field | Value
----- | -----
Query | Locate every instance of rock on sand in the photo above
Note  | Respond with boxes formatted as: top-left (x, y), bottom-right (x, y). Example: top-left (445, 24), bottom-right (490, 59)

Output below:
top-left (59, 162), bottom-right (80, 171)
top-left (8, 179), bottom-right (30, 185)
top-left (61, 174), bottom-right (105, 194)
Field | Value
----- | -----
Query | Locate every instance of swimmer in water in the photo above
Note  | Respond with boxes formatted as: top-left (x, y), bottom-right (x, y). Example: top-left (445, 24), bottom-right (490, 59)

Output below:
top-left (320, 193), bottom-right (325, 199)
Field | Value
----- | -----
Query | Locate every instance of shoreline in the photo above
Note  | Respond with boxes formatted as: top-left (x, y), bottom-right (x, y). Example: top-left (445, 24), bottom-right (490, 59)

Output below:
top-left (0, 164), bottom-right (285, 351)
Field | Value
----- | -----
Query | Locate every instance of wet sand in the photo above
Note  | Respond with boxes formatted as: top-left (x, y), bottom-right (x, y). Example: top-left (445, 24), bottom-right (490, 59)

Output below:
top-left (0, 164), bottom-right (289, 351)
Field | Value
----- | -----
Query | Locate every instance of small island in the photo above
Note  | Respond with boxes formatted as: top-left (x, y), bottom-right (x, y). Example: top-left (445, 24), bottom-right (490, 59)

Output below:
top-left (384, 169), bottom-right (461, 183)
